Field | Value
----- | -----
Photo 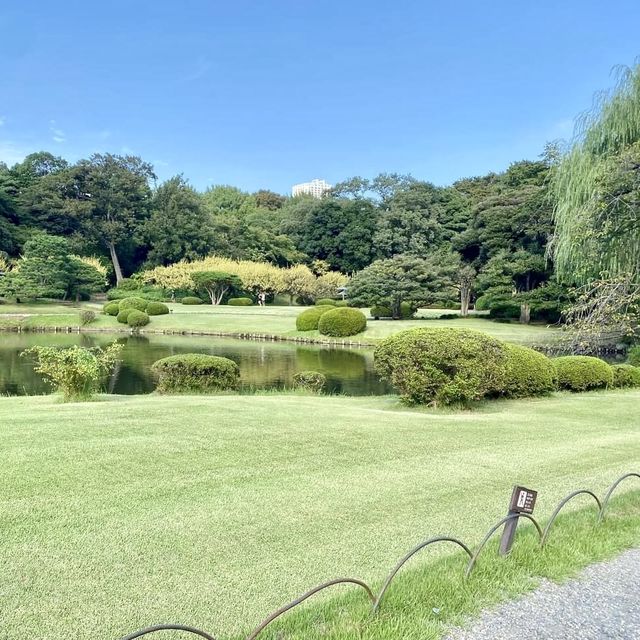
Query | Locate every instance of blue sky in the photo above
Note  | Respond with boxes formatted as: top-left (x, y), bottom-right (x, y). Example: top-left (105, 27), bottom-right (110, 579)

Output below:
top-left (1, 1), bottom-right (639, 194)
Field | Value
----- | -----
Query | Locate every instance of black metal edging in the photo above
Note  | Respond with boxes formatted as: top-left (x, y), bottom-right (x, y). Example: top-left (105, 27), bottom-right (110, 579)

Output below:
top-left (541, 490), bottom-right (602, 546)
top-left (599, 473), bottom-right (640, 522)
top-left (119, 624), bottom-right (217, 639)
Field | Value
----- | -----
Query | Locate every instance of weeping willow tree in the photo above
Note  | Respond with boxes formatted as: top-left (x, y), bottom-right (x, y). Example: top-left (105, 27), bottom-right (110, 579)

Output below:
top-left (552, 64), bottom-right (640, 350)
top-left (553, 64), bottom-right (640, 282)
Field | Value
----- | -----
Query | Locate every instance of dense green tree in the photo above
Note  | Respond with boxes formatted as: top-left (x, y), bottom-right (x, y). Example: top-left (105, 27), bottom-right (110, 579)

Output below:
top-left (145, 176), bottom-right (213, 266)
top-left (253, 189), bottom-right (286, 210)
top-left (191, 271), bottom-right (243, 305)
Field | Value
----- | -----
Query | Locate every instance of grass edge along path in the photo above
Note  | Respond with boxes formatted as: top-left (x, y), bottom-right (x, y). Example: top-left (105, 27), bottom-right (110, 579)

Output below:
top-left (232, 490), bottom-right (640, 640)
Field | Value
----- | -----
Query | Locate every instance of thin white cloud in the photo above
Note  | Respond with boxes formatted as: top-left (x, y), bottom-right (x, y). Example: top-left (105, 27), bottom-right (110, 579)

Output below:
top-left (49, 119), bottom-right (66, 143)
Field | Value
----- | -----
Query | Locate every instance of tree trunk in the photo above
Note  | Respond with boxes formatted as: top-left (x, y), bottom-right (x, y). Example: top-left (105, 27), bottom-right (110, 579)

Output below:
top-left (520, 302), bottom-right (531, 324)
top-left (108, 242), bottom-right (124, 284)
top-left (460, 284), bottom-right (470, 317)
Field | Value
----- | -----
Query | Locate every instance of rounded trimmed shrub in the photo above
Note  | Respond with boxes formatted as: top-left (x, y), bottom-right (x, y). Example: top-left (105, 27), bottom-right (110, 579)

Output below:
top-left (117, 308), bottom-right (134, 324)
top-left (292, 370), bottom-right (326, 392)
top-left (181, 296), bottom-right (203, 305)
top-left (502, 343), bottom-right (557, 398)
top-left (611, 363), bottom-right (640, 388)
top-left (151, 354), bottom-right (240, 393)
top-left (227, 297), bottom-right (253, 306)
top-left (370, 305), bottom-right (392, 319)
top-left (126, 310), bottom-right (150, 327)
top-left (296, 305), bottom-right (335, 331)
top-left (119, 297), bottom-right (148, 312)
top-left (628, 345), bottom-right (640, 367)
top-left (146, 302), bottom-right (170, 315)
top-left (400, 301), bottom-right (417, 319)
top-left (374, 328), bottom-right (508, 405)
top-left (103, 302), bottom-right (120, 316)
top-left (553, 355), bottom-right (613, 392)
top-left (315, 298), bottom-right (337, 306)
top-left (318, 307), bottom-right (367, 337)
top-left (333, 299), bottom-right (349, 307)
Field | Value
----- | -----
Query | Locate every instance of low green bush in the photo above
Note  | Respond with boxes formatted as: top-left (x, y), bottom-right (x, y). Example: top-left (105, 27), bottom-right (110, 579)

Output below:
top-left (502, 343), bottom-right (557, 398)
top-left (116, 309), bottom-right (133, 324)
top-left (315, 298), bottom-right (337, 306)
top-left (296, 305), bottom-right (335, 331)
top-left (438, 313), bottom-right (459, 320)
top-left (611, 364), bottom-right (640, 388)
top-left (79, 310), bottom-right (96, 326)
top-left (370, 305), bottom-right (392, 319)
top-left (553, 355), bottom-right (613, 392)
top-left (119, 297), bottom-right (148, 312)
top-left (126, 310), bottom-right (150, 327)
top-left (103, 302), bottom-right (120, 316)
top-left (106, 286), bottom-right (165, 301)
top-left (151, 354), bottom-right (240, 393)
top-left (227, 297), bottom-right (253, 306)
top-left (374, 328), bottom-right (508, 405)
top-left (146, 302), bottom-right (170, 315)
top-left (334, 300), bottom-right (349, 307)
top-left (318, 307), bottom-right (367, 337)
top-left (627, 345), bottom-right (640, 367)
top-left (181, 296), bottom-right (203, 305)
top-left (292, 370), bottom-right (327, 392)
top-left (400, 301), bottom-right (417, 319)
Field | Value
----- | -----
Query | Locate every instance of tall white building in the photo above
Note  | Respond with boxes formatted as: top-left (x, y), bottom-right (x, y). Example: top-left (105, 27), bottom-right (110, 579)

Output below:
top-left (292, 178), bottom-right (332, 198)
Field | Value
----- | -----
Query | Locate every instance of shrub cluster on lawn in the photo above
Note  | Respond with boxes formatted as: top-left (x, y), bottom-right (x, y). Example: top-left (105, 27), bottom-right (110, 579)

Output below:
top-left (126, 310), bottom-right (150, 327)
top-left (104, 297), bottom-right (158, 328)
top-left (369, 302), bottom-right (415, 319)
top-left (180, 296), bottom-right (203, 305)
top-left (227, 297), bottom-right (253, 306)
top-left (292, 370), bottom-right (327, 392)
top-left (151, 354), bottom-right (240, 393)
top-left (118, 297), bottom-right (148, 312)
top-left (296, 305), bottom-right (335, 331)
top-left (106, 279), bottom-right (166, 302)
top-left (146, 302), bottom-right (170, 315)
top-left (317, 307), bottom-right (367, 337)
top-left (554, 355), bottom-right (614, 391)
top-left (103, 302), bottom-right (120, 316)
top-left (315, 298), bottom-right (336, 306)
top-left (374, 327), bottom-right (638, 406)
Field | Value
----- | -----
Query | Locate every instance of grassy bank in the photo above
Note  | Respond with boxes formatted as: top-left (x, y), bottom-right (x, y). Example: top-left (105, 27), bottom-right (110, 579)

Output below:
top-left (0, 301), bottom-right (558, 345)
top-left (1, 390), bottom-right (638, 639)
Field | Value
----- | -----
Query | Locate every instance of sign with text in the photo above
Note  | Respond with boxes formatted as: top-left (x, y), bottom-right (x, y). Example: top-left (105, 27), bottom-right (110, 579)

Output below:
top-left (509, 485), bottom-right (537, 514)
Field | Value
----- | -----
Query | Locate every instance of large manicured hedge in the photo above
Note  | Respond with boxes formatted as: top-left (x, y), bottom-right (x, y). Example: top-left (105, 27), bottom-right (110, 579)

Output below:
top-left (502, 343), bottom-right (557, 398)
top-left (126, 310), bottom-right (150, 327)
top-left (103, 302), bottom-right (120, 316)
top-left (315, 298), bottom-right (337, 306)
top-left (296, 305), bottom-right (335, 331)
top-left (146, 302), bottom-right (170, 315)
top-left (611, 363), bottom-right (640, 388)
top-left (375, 328), bottom-right (508, 405)
top-left (119, 297), bottom-right (149, 312)
top-left (553, 355), bottom-right (613, 391)
top-left (318, 307), bottom-right (367, 337)
top-left (181, 296), bottom-right (203, 305)
top-left (151, 354), bottom-right (240, 393)
top-left (227, 297), bottom-right (253, 306)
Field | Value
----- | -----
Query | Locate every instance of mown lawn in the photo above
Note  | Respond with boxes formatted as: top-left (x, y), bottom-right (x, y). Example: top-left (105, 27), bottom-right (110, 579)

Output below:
top-left (1, 390), bottom-right (638, 639)
top-left (0, 301), bottom-right (558, 345)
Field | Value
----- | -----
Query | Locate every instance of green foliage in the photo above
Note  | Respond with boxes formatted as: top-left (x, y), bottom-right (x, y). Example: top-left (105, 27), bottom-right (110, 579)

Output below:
top-left (553, 356), bottom-right (613, 391)
top-left (628, 346), bottom-right (640, 366)
top-left (126, 310), bottom-right (150, 327)
top-left (611, 363), bottom-right (640, 388)
top-left (292, 370), bottom-right (326, 392)
top-left (118, 297), bottom-right (148, 312)
top-left (20, 343), bottom-right (122, 401)
top-left (103, 302), bottom-right (120, 316)
top-left (151, 354), bottom-right (240, 393)
top-left (370, 304), bottom-right (392, 319)
top-left (227, 297), bottom-right (253, 306)
top-left (191, 270), bottom-right (243, 305)
top-left (502, 343), bottom-right (557, 398)
top-left (106, 286), bottom-right (165, 301)
top-left (116, 309), bottom-right (133, 324)
top-left (180, 296), bottom-right (203, 305)
top-left (295, 305), bottom-right (335, 331)
top-left (374, 328), bottom-right (508, 405)
top-left (79, 310), bottom-right (96, 326)
top-left (315, 298), bottom-right (337, 306)
top-left (400, 301), bottom-right (416, 319)
top-left (333, 299), bottom-right (348, 307)
top-left (146, 302), bottom-right (169, 315)
top-left (317, 307), bottom-right (367, 337)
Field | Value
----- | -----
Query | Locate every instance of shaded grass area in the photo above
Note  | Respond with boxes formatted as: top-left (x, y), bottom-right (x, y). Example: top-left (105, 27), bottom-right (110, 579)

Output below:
top-left (0, 391), bottom-right (638, 639)
top-left (0, 301), bottom-right (558, 345)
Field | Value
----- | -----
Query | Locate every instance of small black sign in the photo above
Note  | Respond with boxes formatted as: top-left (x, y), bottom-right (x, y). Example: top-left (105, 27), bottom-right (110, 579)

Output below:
top-left (509, 485), bottom-right (537, 514)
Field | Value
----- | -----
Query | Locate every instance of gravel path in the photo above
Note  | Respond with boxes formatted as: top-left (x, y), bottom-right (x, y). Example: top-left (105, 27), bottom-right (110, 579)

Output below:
top-left (445, 548), bottom-right (640, 640)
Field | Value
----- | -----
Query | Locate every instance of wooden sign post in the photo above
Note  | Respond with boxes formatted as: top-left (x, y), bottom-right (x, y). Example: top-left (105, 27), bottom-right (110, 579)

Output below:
top-left (499, 485), bottom-right (537, 556)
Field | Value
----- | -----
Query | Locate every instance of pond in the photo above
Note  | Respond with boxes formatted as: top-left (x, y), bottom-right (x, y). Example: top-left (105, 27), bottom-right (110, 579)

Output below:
top-left (0, 332), bottom-right (392, 396)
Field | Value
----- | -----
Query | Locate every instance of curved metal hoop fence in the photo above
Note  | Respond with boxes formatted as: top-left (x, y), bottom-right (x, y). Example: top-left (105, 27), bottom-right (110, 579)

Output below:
top-left (541, 490), bottom-right (602, 546)
top-left (118, 472), bottom-right (639, 639)
top-left (245, 578), bottom-right (375, 640)
top-left (373, 536), bottom-right (472, 613)
top-left (120, 624), bottom-right (217, 640)
top-left (465, 513), bottom-right (542, 578)
top-left (598, 473), bottom-right (640, 522)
